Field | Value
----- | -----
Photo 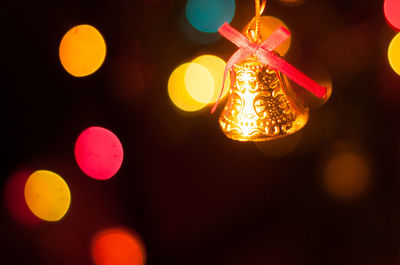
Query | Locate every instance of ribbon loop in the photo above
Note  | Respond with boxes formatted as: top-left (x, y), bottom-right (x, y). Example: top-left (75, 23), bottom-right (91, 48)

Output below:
top-left (211, 22), bottom-right (327, 113)
top-left (259, 26), bottom-right (290, 51)
top-left (218, 23), bottom-right (252, 49)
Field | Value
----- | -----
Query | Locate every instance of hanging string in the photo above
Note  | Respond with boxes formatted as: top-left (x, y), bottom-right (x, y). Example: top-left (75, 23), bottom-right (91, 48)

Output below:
top-left (245, 0), bottom-right (266, 43)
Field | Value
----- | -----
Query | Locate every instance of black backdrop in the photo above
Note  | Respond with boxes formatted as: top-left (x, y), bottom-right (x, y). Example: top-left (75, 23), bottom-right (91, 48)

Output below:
top-left (3, 0), bottom-right (400, 264)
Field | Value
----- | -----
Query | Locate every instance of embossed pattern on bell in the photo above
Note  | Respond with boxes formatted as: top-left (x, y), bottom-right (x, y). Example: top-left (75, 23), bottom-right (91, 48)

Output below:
top-left (219, 58), bottom-right (309, 141)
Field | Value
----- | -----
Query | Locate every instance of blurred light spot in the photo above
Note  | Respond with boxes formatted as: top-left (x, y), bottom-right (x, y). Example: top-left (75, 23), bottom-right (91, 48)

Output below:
top-left (168, 63), bottom-right (208, 112)
top-left (388, 33), bottom-right (400, 76)
top-left (384, 0), bottom-right (400, 31)
top-left (25, 170), bottom-right (71, 221)
top-left (181, 12), bottom-right (222, 44)
top-left (193, 55), bottom-right (230, 104)
top-left (288, 61), bottom-right (332, 109)
top-left (323, 152), bottom-right (370, 200)
top-left (277, 0), bottom-right (306, 6)
top-left (186, 0), bottom-right (235, 33)
top-left (255, 132), bottom-right (302, 157)
top-left (244, 16), bottom-right (291, 56)
top-left (59, 24), bottom-right (106, 77)
top-left (185, 62), bottom-right (215, 103)
top-left (4, 169), bottom-right (41, 226)
top-left (91, 228), bottom-right (146, 265)
top-left (75, 126), bottom-right (123, 180)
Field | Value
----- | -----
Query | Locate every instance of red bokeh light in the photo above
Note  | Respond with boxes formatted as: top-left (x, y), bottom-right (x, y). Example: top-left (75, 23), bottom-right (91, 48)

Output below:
top-left (4, 169), bottom-right (41, 226)
top-left (91, 228), bottom-right (146, 265)
top-left (75, 126), bottom-right (123, 180)
top-left (384, 0), bottom-right (400, 31)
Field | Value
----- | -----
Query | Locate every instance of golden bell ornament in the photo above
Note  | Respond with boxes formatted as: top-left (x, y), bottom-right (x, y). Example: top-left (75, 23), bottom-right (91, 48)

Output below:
top-left (213, 0), bottom-right (327, 142)
top-left (219, 57), bottom-right (309, 142)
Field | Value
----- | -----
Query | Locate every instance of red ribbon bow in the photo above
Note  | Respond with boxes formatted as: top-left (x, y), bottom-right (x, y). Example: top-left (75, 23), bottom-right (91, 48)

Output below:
top-left (211, 23), bottom-right (327, 113)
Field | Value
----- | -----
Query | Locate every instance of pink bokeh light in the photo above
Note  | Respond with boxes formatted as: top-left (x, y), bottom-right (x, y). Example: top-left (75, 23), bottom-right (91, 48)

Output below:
top-left (4, 169), bottom-right (42, 226)
top-left (384, 0), bottom-right (400, 31)
top-left (75, 126), bottom-right (123, 180)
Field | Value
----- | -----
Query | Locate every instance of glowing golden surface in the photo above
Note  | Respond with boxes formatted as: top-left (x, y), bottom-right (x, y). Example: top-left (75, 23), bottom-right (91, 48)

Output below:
top-left (219, 57), bottom-right (309, 141)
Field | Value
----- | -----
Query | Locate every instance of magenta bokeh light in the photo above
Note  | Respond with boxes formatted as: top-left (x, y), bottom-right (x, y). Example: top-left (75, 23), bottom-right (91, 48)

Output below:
top-left (384, 0), bottom-right (400, 31)
top-left (75, 126), bottom-right (123, 180)
top-left (4, 169), bottom-right (41, 226)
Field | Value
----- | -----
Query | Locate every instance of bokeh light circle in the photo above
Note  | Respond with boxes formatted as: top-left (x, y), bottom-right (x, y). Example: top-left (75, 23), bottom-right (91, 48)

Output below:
top-left (323, 152), bottom-right (370, 200)
top-left (185, 62), bottom-right (215, 103)
top-left (244, 16), bottom-right (291, 56)
top-left (24, 170), bottom-right (71, 222)
top-left (59, 24), bottom-right (106, 77)
top-left (384, 0), bottom-right (400, 31)
top-left (193, 55), bottom-right (230, 103)
top-left (75, 126), bottom-right (123, 180)
top-left (168, 63), bottom-right (208, 112)
top-left (4, 169), bottom-right (41, 225)
top-left (388, 33), bottom-right (400, 76)
top-left (91, 228), bottom-right (146, 265)
top-left (181, 14), bottom-right (222, 44)
top-left (186, 0), bottom-right (235, 33)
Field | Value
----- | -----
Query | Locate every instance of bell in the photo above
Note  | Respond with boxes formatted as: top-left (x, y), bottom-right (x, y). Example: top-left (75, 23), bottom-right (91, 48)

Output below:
top-left (219, 57), bottom-right (309, 142)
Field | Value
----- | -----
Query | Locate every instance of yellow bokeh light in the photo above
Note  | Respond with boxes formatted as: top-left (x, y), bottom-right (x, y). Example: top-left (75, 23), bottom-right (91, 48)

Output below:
top-left (24, 170), bottom-right (71, 221)
top-left (193, 55), bottom-right (230, 104)
top-left (185, 62), bottom-right (215, 103)
top-left (168, 63), bottom-right (208, 112)
top-left (59, 24), bottom-right (106, 77)
top-left (323, 152), bottom-right (370, 200)
top-left (244, 16), bottom-right (291, 56)
top-left (388, 33), bottom-right (400, 76)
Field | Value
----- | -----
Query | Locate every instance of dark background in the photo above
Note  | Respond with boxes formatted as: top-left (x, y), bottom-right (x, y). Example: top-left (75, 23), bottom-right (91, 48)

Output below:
top-left (2, 0), bottom-right (400, 264)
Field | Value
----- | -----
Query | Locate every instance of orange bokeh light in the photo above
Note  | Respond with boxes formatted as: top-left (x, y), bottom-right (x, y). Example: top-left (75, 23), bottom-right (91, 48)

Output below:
top-left (91, 228), bottom-right (146, 265)
top-left (59, 24), bottom-right (106, 77)
top-left (323, 152), bottom-right (370, 200)
top-left (244, 16), bottom-right (291, 56)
